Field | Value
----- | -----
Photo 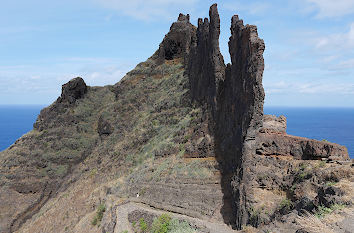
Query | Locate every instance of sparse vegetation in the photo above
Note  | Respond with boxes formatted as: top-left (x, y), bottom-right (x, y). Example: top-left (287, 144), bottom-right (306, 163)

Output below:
top-left (297, 213), bottom-right (335, 233)
top-left (315, 204), bottom-right (346, 218)
top-left (151, 214), bottom-right (171, 233)
top-left (279, 198), bottom-right (294, 212)
top-left (132, 214), bottom-right (196, 233)
top-left (168, 218), bottom-right (196, 233)
top-left (248, 206), bottom-right (262, 227)
top-left (91, 204), bottom-right (106, 226)
top-left (316, 160), bottom-right (327, 168)
top-left (325, 181), bottom-right (337, 186)
top-left (139, 218), bottom-right (148, 232)
top-left (295, 163), bottom-right (311, 181)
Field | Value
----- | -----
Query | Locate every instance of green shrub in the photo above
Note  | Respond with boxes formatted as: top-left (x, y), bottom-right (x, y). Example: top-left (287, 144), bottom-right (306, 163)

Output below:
top-left (315, 206), bottom-right (333, 218)
top-left (319, 160), bottom-right (326, 168)
top-left (279, 198), bottom-right (294, 211)
top-left (325, 181), bottom-right (337, 186)
top-left (298, 171), bottom-right (308, 180)
top-left (248, 206), bottom-right (262, 227)
top-left (139, 218), bottom-right (148, 232)
top-left (315, 204), bottom-right (346, 218)
top-left (168, 219), bottom-right (196, 233)
top-left (91, 204), bottom-right (106, 226)
top-left (151, 214), bottom-right (171, 233)
top-left (299, 163), bottom-right (308, 170)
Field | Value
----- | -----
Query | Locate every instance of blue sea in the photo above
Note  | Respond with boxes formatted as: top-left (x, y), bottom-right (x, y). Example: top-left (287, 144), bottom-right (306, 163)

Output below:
top-left (0, 105), bottom-right (353, 158)
top-left (0, 105), bottom-right (44, 152)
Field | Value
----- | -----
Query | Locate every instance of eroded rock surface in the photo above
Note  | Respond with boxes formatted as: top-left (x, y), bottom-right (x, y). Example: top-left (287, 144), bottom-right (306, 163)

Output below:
top-left (257, 115), bottom-right (349, 161)
top-left (155, 13), bottom-right (196, 64)
top-left (59, 77), bottom-right (87, 104)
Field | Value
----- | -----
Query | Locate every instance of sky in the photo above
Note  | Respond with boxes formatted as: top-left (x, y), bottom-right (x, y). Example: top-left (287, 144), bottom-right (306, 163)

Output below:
top-left (0, 0), bottom-right (354, 107)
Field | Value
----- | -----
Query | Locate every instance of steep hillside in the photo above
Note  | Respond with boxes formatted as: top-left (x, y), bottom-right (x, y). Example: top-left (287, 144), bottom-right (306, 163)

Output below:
top-left (0, 4), bottom-right (352, 233)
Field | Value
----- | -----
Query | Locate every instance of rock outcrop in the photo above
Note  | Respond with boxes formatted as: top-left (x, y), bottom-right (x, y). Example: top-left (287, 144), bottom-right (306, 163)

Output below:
top-left (155, 13), bottom-right (196, 64)
top-left (97, 115), bottom-right (113, 136)
top-left (261, 115), bottom-right (287, 134)
top-left (188, 4), bottom-right (225, 108)
top-left (33, 77), bottom-right (88, 131)
top-left (186, 4), bottom-right (266, 227)
top-left (59, 77), bottom-right (87, 104)
top-left (257, 115), bottom-right (349, 161)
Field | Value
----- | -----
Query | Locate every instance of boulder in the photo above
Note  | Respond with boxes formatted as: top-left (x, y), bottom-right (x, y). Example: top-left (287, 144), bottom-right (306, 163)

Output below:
top-left (260, 115), bottom-right (287, 134)
top-left (59, 77), bottom-right (87, 104)
top-left (97, 116), bottom-right (113, 136)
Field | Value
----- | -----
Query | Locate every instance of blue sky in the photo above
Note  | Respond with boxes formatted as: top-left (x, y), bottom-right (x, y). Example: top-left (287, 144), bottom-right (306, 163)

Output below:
top-left (1, 0), bottom-right (354, 107)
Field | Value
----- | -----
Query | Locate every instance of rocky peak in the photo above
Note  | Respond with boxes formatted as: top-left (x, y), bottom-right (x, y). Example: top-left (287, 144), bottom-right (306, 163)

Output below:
top-left (59, 77), bottom-right (87, 104)
top-left (177, 13), bottom-right (190, 22)
top-left (156, 13), bottom-right (196, 63)
top-left (34, 77), bottom-right (87, 130)
top-left (188, 3), bottom-right (225, 107)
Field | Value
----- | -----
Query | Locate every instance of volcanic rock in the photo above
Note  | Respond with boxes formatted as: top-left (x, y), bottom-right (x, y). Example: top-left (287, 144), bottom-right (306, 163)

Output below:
top-left (0, 3), bottom-right (352, 233)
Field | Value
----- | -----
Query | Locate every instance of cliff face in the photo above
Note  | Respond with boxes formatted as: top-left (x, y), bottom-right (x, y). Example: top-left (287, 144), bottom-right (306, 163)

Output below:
top-left (186, 4), bottom-right (267, 228)
top-left (0, 3), bottom-right (352, 233)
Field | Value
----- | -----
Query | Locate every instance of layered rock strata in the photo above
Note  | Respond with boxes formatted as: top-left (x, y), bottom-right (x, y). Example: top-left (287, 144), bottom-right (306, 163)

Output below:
top-left (257, 115), bottom-right (349, 161)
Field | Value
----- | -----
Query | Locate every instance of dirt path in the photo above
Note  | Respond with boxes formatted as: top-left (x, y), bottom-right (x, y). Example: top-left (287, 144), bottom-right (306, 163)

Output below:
top-left (113, 201), bottom-right (238, 233)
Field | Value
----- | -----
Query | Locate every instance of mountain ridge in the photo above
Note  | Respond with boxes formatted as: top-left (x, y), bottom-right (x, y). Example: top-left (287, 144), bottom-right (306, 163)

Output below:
top-left (0, 3), bottom-right (352, 233)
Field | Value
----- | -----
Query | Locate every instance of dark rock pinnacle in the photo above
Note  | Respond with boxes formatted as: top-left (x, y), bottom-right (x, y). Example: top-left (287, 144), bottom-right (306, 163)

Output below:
top-left (58, 77), bottom-right (87, 104)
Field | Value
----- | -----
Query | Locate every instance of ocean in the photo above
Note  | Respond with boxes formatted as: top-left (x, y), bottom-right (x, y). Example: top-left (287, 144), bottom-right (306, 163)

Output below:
top-left (0, 105), bottom-right (353, 158)
top-left (0, 105), bottom-right (44, 152)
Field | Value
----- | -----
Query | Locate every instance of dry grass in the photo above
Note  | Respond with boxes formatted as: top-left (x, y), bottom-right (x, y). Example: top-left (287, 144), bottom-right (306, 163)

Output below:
top-left (335, 179), bottom-right (354, 203)
top-left (241, 225), bottom-right (258, 233)
top-left (322, 205), bottom-right (354, 226)
top-left (296, 212), bottom-right (335, 233)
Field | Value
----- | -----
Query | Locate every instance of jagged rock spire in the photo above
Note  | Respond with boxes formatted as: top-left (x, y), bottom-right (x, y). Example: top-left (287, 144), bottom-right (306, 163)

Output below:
top-left (155, 13), bottom-right (196, 63)
top-left (188, 3), bottom-right (225, 109)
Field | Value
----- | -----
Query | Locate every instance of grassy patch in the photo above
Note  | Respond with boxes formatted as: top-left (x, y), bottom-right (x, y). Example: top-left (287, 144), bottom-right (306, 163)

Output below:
top-left (132, 214), bottom-right (196, 233)
top-left (151, 214), bottom-right (171, 233)
top-left (315, 204), bottom-right (346, 218)
top-left (139, 218), bottom-right (149, 232)
top-left (325, 181), bottom-right (337, 187)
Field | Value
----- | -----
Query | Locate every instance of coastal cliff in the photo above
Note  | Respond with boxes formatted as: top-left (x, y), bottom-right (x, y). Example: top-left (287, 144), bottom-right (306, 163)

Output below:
top-left (0, 4), bottom-right (352, 233)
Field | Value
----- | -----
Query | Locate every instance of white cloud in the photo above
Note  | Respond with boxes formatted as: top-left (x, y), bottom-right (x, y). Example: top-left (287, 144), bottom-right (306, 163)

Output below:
top-left (265, 81), bottom-right (354, 95)
top-left (93, 0), bottom-right (198, 21)
top-left (305, 0), bottom-right (354, 18)
top-left (314, 23), bottom-right (354, 51)
top-left (0, 57), bottom-right (134, 104)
